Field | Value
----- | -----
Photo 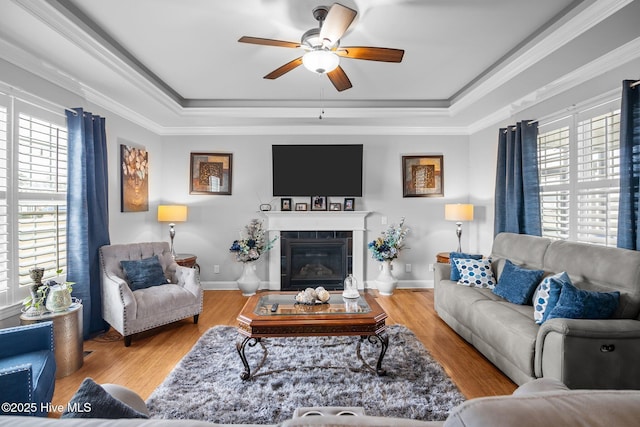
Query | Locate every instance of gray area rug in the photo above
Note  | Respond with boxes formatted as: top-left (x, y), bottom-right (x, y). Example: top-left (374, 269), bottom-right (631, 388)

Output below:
top-left (146, 324), bottom-right (465, 424)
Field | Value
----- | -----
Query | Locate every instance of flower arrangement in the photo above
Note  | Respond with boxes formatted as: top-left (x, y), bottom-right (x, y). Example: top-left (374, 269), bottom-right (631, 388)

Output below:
top-left (229, 219), bottom-right (277, 263)
top-left (368, 217), bottom-right (409, 262)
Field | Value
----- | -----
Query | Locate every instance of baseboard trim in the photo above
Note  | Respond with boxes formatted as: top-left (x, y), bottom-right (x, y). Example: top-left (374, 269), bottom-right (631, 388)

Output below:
top-left (200, 280), bottom-right (434, 291)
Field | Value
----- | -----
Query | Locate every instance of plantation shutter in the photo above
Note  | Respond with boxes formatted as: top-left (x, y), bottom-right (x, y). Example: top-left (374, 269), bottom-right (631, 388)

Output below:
top-left (17, 108), bottom-right (68, 286)
top-left (0, 100), bottom-right (8, 304)
top-left (575, 109), bottom-right (620, 246)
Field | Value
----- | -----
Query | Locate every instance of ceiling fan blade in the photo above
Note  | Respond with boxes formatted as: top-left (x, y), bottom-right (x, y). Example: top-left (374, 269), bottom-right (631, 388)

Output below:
top-left (337, 47), bottom-right (404, 62)
top-left (264, 57), bottom-right (304, 80)
top-left (327, 66), bottom-right (352, 92)
top-left (238, 36), bottom-right (300, 49)
top-left (320, 3), bottom-right (357, 48)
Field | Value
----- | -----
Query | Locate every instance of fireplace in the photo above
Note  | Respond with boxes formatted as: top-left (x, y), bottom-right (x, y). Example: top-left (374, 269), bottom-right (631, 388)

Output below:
top-left (280, 231), bottom-right (352, 291)
top-left (264, 211), bottom-right (370, 291)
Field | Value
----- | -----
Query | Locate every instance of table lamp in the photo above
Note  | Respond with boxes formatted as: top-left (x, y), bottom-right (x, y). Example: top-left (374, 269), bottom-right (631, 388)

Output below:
top-left (157, 205), bottom-right (188, 258)
top-left (445, 204), bottom-right (474, 252)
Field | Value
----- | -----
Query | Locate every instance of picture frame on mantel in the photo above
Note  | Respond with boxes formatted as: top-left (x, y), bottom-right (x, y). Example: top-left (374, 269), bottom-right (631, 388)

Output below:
top-left (402, 155), bottom-right (444, 197)
top-left (344, 198), bottom-right (355, 211)
top-left (190, 152), bottom-right (233, 195)
top-left (310, 196), bottom-right (327, 211)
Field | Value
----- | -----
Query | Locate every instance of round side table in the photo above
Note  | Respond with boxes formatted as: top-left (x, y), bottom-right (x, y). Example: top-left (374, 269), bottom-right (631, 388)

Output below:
top-left (20, 303), bottom-right (83, 378)
top-left (175, 253), bottom-right (200, 273)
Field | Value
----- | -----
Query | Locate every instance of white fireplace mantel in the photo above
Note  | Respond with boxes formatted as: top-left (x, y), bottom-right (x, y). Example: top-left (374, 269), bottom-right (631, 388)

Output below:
top-left (264, 211), bottom-right (371, 289)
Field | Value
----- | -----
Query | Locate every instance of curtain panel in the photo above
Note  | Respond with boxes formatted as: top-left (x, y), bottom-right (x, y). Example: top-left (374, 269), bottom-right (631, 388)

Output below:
top-left (66, 108), bottom-right (111, 338)
top-left (494, 121), bottom-right (542, 237)
top-left (617, 80), bottom-right (640, 250)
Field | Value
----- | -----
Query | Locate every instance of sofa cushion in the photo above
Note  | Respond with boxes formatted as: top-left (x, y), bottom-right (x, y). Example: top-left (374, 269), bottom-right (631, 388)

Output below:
top-left (449, 252), bottom-right (483, 281)
top-left (546, 281), bottom-right (620, 321)
top-left (120, 255), bottom-right (169, 291)
top-left (62, 378), bottom-right (149, 419)
top-left (452, 258), bottom-right (496, 289)
top-left (533, 272), bottom-right (570, 324)
top-left (492, 260), bottom-right (544, 305)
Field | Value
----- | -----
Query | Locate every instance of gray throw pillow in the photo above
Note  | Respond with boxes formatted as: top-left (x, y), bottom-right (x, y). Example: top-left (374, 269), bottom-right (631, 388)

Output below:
top-left (61, 378), bottom-right (149, 419)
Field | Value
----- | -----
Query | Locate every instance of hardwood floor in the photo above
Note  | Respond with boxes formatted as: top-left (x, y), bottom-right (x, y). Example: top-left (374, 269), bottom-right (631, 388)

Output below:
top-left (50, 289), bottom-right (516, 416)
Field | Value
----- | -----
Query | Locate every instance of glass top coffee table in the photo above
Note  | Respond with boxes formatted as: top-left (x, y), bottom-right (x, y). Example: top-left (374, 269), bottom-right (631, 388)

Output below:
top-left (236, 291), bottom-right (388, 380)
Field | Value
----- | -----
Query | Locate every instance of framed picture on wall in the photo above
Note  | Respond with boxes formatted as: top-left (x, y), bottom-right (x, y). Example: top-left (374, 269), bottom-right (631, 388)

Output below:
top-left (120, 143), bottom-right (149, 212)
top-left (190, 152), bottom-right (233, 195)
top-left (402, 155), bottom-right (444, 197)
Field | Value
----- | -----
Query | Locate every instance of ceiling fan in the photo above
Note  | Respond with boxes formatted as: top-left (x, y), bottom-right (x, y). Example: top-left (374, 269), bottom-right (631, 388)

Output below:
top-left (238, 3), bottom-right (404, 92)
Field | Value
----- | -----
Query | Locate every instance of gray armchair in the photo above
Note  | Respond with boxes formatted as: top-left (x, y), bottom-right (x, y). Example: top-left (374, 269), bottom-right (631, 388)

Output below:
top-left (99, 242), bottom-right (203, 346)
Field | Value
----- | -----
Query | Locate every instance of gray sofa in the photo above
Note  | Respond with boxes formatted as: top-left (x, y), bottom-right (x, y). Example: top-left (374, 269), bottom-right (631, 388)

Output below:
top-left (435, 232), bottom-right (640, 388)
top-left (1, 379), bottom-right (639, 426)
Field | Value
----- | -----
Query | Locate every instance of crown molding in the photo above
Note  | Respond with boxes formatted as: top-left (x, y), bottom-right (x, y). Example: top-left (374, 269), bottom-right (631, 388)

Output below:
top-left (450, 0), bottom-right (633, 116)
top-left (467, 35), bottom-right (640, 134)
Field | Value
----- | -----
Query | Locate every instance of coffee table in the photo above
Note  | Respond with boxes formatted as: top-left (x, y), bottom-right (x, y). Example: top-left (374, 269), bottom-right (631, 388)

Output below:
top-left (236, 291), bottom-right (388, 380)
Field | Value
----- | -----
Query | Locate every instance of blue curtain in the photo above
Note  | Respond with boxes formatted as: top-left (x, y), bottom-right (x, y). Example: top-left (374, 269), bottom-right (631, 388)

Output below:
top-left (617, 80), bottom-right (640, 250)
top-left (66, 108), bottom-right (111, 338)
top-left (494, 121), bottom-right (542, 236)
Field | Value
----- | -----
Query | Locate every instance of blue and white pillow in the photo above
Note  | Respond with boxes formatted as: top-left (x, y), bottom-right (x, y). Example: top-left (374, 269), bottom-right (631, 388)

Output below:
top-left (533, 272), bottom-right (570, 324)
top-left (449, 252), bottom-right (483, 282)
top-left (453, 258), bottom-right (496, 289)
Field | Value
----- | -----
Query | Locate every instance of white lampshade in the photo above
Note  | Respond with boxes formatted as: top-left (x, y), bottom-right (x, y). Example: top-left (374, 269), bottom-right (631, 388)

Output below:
top-left (157, 205), bottom-right (188, 223)
top-left (445, 204), bottom-right (474, 222)
top-left (302, 49), bottom-right (340, 74)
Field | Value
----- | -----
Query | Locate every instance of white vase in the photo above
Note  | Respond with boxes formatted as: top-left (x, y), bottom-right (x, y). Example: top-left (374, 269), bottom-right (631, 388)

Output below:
top-left (375, 260), bottom-right (397, 296)
top-left (237, 262), bottom-right (261, 296)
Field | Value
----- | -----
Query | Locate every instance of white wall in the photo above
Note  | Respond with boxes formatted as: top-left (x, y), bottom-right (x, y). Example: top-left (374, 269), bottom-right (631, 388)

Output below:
top-left (160, 134), bottom-right (473, 287)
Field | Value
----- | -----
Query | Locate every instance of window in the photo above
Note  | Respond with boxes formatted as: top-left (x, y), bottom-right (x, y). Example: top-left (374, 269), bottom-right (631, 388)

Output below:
top-left (0, 97), bottom-right (67, 311)
top-left (538, 101), bottom-right (620, 247)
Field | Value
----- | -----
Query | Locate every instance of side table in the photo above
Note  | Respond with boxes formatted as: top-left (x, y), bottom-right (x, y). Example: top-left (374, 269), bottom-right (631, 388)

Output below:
top-left (436, 252), bottom-right (450, 264)
top-left (175, 253), bottom-right (200, 273)
top-left (20, 303), bottom-right (83, 378)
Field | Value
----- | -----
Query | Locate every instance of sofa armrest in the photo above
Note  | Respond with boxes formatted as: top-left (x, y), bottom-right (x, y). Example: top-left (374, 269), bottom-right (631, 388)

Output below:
top-left (0, 364), bottom-right (33, 408)
top-left (175, 265), bottom-right (202, 298)
top-left (535, 318), bottom-right (640, 388)
top-left (434, 262), bottom-right (451, 284)
top-left (0, 322), bottom-right (54, 358)
top-left (101, 272), bottom-right (137, 327)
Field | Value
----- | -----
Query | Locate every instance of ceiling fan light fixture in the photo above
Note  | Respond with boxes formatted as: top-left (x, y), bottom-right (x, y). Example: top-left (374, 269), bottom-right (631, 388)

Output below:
top-left (302, 49), bottom-right (339, 74)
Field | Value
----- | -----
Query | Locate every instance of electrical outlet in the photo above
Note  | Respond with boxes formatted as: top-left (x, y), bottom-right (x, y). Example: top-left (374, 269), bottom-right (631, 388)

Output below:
top-left (381, 216), bottom-right (387, 225)
top-left (405, 263), bottom-right (412, 273)
top-left (428, 264), bottom-right (434, 272)
top-left (214, 265), bottom-right (220, 274)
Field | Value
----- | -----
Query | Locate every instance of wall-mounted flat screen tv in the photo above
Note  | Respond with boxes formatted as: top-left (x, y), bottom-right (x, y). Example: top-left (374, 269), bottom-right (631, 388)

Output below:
top-left (272, 144), bottom-right (363, 196)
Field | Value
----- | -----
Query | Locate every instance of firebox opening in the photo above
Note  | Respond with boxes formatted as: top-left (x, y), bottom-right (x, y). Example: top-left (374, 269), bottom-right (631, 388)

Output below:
top-left (280, 231), bottom-right (352, 291)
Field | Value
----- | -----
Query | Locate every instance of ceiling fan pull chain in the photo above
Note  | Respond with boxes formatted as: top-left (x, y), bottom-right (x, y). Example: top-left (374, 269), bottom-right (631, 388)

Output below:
top-left (319, 81), bottom-right (325, 120)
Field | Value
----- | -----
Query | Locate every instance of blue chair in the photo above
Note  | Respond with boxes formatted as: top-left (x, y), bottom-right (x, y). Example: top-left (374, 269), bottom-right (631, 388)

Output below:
top-left (0, 321), bottom-right (56, 416)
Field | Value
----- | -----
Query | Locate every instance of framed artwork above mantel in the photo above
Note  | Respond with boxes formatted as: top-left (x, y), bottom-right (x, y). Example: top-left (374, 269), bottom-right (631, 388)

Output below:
top-left (402, 155), bottom-right (444, 197)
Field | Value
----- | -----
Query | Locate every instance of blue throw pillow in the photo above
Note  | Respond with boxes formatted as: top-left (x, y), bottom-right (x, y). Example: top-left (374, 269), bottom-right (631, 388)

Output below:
top-left (492, 259), bottom-right (544, 305)
top-left (546, 281), bottom-right (620, 321)
top-left (449, 252), bottom-right (483, 281)
top-left (533, 272), bottom-right (571, 324)
top-left (120, 255), bottom-right (168, 291)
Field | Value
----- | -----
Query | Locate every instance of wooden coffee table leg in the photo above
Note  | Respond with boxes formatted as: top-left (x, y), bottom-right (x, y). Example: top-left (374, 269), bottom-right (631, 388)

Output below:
top-left (236, 336), bottom-right (260, 380)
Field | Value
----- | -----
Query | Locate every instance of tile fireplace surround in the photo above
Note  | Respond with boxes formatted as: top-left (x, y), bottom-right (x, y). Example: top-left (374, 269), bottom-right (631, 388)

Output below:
top-left (264, 211), bottom-right (370, 290)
